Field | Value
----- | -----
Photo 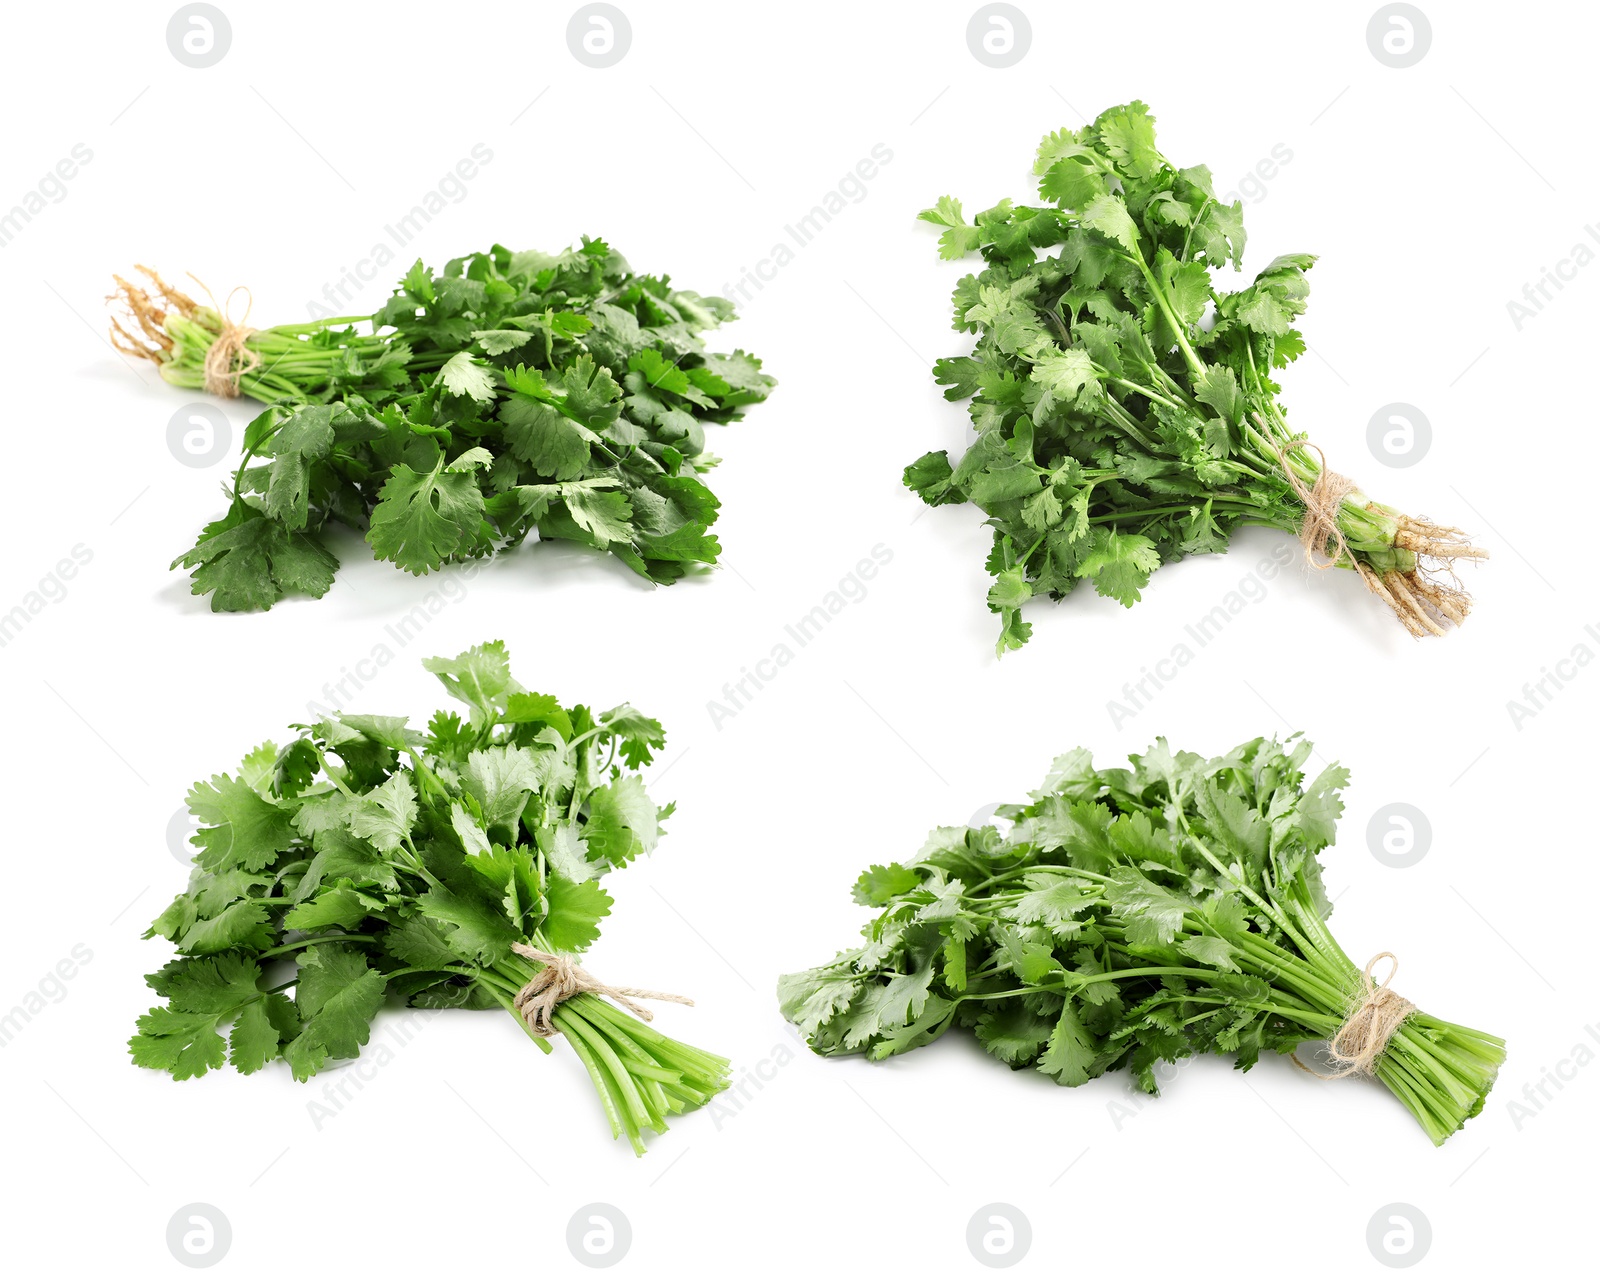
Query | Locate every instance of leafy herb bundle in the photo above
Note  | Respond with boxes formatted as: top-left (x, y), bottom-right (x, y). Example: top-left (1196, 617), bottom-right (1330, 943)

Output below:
top-left (131, 641), bottom-right (728, 1154)
top-left (907, 102), bottom-right (1482, 653)
top-left (779, 737), bottom-right (1503, 1145)
top-left (112, 240), bottom-right (774, 611)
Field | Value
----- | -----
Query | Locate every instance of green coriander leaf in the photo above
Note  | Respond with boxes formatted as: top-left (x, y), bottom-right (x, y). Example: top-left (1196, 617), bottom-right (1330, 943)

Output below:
top-left (416, 883), bottom-right (520, 964)
top-left (367, 454), bottom-right (486, 575)
top-left (541, 874), bottom-right (613, 952)
top-left (462, 746), bottom-right (541, 836)
top-left (853, 863), bottom-right (922, 906)
top-left (437, 350), bottom-right (497, 402)
top-left (473, 329), bottom-right (534, 354)
top-left (347, 771), bottom-right (418, 852)
top-left (129, 1008), bottom-right (228, 1080)
top-left (228, 997), bottom-right (283, 1074)
top-left (1038, 1003), bottom-right (1099, 1086)
top-left (186, 772), bottom-right (296, 873)
top-left (777, 964), bottom-right (863, 1035)
top-left (582, 776), bottom-right (660, 866)
top-left (283, 944), bottom-right (385, 1081)
top-left (423, 640), bottom-right (516, 723)
top-left (1078, 529), bottom-right (1161, 607)
top-left (146, 952), bottom-right (261, 1014)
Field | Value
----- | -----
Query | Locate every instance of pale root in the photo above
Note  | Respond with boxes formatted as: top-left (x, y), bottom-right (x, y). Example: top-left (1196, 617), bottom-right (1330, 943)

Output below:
top-left (108, 266), bottom-right (259, 397)
top-left (1274, 437), bottom-right (1484, 639)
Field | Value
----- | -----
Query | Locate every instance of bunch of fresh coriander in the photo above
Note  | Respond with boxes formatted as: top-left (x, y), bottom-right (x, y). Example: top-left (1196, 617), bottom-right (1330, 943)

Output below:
top-left (131, 641), bottom-right (728, 1154)
top-left (780, 737), bottom-right (1503, 1145)
top-left (908, 101), bottom-right (1482, 653)
top-left (111, 239), bottom-right (774, 610)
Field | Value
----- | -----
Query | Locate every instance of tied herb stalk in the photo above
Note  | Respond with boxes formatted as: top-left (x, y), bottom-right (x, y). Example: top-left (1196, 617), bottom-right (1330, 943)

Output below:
top-left (907, 101), bottom-right (1484, 653)
top-left (109, 268), bottom-right (403, 402)
top-left (130, 641), bottom-right (728, 1154)
top-left (110, 239), bottom-right (775, 611)
top-left (779, 737), bottom-right (1503, 1145)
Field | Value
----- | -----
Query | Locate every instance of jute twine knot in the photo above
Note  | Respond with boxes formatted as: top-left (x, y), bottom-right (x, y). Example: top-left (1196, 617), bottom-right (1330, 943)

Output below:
top-left (1267, 425), bottom-right (1480, 637)
top-left (510, 943), bottom-right (694, 1038)
top-left (1298, 952), bottom-right (1418, 1080)
top-left (1271, 433), bottom-right (1358, 571)
top-left (193, 277), bottom-right (260, 398)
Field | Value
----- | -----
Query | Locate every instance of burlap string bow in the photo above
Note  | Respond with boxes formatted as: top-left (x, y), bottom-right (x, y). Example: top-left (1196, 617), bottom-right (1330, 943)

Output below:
top-left (194, 279), bottom-right (260, 398)
top-left (1271, 434), bottom-right (1357, 570)
top-left (510, 944), bottom-right (694, 1038)
top-left (1298, 952), bottom-right (1418, 1079)
top-left (1266, 427), bottom-right (1482, 637)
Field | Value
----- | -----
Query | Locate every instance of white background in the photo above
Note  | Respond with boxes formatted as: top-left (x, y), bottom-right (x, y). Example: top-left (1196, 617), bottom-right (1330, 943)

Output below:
top-left (1, 1), bottom-right (1592, 1268)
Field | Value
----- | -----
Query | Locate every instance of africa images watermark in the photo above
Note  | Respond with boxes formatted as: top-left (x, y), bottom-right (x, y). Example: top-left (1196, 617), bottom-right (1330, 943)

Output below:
top-left (1106, 541), bottom-right (1296, 729)
top-left (306, 142), bottom-right (496, 319)
top-left (305, 1012), bottom-right (430, 1129)
top-left (706, 544), bottom-right (893, 730)
top-left (0, 944), bottom-right (93, 1048)
top-left (1504, 1018), bottom-right (1600, 1131)
top-left (0, 544), bottom-right (94, 650)
top-left (1505, 222), bottom-right (1600, 331)
top-left (1220, 141), bottom-right (1294, 207)
top-left (0, 142), bottom-right (94, 249)
top-left (707, 1041), bottom-right (795, 1129)
top-left (1105, 1053), bottom-right (1198, 1128)
top-left (1502, 620), bottom-right (1600, 731)
top-left (722, 144), bottom-right (894, 308)
top-left (303, 560), bottom-right (482, 717)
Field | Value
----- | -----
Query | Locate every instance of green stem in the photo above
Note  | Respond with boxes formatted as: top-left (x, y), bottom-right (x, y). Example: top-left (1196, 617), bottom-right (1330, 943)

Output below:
top-left (263, 934), bottom-right (378, 958)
